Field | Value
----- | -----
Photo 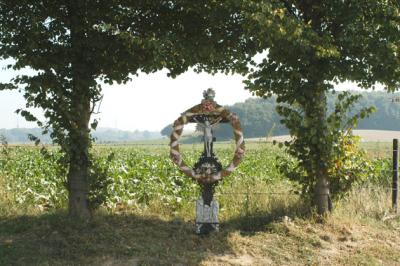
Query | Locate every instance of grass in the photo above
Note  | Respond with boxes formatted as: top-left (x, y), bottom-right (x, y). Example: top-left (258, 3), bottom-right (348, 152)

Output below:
top-left (1, 186), bottom-right (399, 265)
top-left (360, 141), bottom-right (393, 158)
top-left (1, 142), bottom-right (400, 265)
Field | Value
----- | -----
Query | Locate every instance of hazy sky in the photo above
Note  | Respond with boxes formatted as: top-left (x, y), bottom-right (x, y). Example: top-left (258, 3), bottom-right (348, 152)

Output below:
top-left (0, 59), bottom-right (253, 131)
top-left (0, 59), bottom-right (368, 132)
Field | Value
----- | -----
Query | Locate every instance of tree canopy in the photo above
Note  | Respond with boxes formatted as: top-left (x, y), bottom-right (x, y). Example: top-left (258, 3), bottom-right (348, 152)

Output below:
top-left (241, 0), bottom-right (400, 213)
top-left (1, 0), bottom-right (399, 216)
top-left (0, 0), bottom-right (252, 218)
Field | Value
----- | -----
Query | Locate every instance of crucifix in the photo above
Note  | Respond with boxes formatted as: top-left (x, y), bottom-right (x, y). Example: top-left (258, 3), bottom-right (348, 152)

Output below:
top-left (169, 88), bottom-right (245, 235)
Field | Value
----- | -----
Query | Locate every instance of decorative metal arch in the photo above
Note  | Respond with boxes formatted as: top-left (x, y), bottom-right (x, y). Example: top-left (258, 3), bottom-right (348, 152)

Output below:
top-left (169, 96), bottom-right (245, 184)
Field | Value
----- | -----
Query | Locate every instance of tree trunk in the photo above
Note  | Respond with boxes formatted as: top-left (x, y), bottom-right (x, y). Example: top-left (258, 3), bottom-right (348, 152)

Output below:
top-left (68, 160), bottom-right (91, 219)
top-left (312, 89), bottom-right (331, 215)
top-left (67, 0), bottom-right (91, 219)
top-left (315, 173), bottom-right (330, 215)
top-left (67, 117), bottom-right (91, 219)
top-left (303, 85), bottom-right (331, 215)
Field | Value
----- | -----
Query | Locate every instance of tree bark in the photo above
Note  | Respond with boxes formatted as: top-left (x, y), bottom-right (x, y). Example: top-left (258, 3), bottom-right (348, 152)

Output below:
top-left (315, 172), bottom-right (330, 215)
top-left (302, 85), bottom-right (331, 215)
top-left (67, 111), bottom-right (91, 219)
top-left (67, 0), bottom-right (91, 219)
top-left (68, 157), bottom-right (91, 219)
top-left (312, 89), bottom-right (331, 215)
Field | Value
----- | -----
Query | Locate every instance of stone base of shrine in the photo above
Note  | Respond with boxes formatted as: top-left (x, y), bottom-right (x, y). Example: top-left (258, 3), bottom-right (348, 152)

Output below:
top-left (195, 197), bottom-right (219, 235)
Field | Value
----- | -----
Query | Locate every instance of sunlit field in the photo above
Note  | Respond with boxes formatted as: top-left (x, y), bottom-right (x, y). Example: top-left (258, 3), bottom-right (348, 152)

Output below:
top-left (1, 140), bottom-right (399, 265)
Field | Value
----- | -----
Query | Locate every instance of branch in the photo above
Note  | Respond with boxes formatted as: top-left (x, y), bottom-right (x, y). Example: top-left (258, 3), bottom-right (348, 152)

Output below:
top-left (91, 95), bottom-right (103, 115)
top-left (281, 0), bottom-right (301, 21)
top-left (0, 83), bottom-right (17, 90)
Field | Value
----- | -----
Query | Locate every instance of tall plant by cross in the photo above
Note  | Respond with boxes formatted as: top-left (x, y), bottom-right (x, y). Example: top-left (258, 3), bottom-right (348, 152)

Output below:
top-left (0, 1), bottom-right (251, 218)
top-left (243, 1), bottom-right (400, 214)
top-left (188, 1), bottom-right (399, 214)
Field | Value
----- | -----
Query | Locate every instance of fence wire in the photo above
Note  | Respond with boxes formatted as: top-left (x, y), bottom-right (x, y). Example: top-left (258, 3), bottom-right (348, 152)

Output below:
top-left (97, 139), bottom-right (398, 210)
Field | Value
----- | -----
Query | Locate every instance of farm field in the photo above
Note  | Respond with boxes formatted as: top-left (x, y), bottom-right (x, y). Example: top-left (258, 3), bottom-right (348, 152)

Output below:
top-left (1, 0), bottom-right (399, 265)
top-left (0, 141), bottom-right (400, 265)
top-left (263, 130), bottom-right (400, 159)
top-left (265, 129), bottom-right (400, 144)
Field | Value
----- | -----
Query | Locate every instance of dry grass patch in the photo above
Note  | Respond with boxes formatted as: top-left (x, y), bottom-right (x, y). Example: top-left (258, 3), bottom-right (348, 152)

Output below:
top-left (1, 180), bottom-right (400, 265)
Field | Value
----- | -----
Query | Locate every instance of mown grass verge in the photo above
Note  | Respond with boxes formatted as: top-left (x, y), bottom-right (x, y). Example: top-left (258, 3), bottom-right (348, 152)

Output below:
top-left (1, 185), bottom-right (399, 265)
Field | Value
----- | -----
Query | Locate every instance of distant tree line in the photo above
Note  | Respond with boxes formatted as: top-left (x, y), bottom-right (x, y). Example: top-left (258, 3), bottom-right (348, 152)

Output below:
top-left (0, 128), bottom-right (161, 144)
top-left (161, 91), bottom-right (400, 140)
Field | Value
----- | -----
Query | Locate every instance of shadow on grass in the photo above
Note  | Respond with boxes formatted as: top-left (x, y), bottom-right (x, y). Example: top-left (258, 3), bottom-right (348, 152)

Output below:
top-left (222, 199), bottom-right (311, 236)
top-left (0, 211), bottom-right (232, 265)
top-left (0, 200), bottom-right (311, 265)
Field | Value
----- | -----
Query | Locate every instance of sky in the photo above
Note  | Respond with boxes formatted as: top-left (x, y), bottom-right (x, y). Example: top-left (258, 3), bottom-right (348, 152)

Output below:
top-left (0, 59), bottom-right (253, 131)
top-left (0, 59), bottom-right (372, 132)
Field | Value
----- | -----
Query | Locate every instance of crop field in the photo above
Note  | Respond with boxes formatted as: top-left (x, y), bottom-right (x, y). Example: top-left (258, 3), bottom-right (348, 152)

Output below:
top-left (1, 141), bottom-right (400, 265)
top-left (0, 142), bottom-right (290, 216)
top-left (266, 130), bottom-right (400, 158)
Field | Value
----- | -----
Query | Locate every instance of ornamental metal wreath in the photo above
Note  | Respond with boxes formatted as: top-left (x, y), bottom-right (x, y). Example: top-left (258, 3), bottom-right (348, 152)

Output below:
top-left (169, 89), bottom-right (245, 184)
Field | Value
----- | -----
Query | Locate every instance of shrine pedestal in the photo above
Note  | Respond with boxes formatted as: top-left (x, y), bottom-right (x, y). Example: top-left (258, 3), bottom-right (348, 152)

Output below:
top-left (196, 183), bottom-right (219, 234)
top-left (195, 197), bottom-right (219, 235)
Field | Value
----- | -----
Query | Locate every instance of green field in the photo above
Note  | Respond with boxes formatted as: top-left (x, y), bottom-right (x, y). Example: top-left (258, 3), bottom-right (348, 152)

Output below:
top-left (1, 141), bottom-right (399, 265)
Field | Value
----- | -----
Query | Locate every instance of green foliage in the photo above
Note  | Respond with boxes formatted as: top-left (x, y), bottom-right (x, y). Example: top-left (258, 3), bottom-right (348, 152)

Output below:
top-left (159, 91), bottom-right (400, 142)
top-left (0, 0), bottom-right (251, 151)
top-left (244, 1), bottom-right (399, 95)
top-left (161, 96), bottom-right (288, 140)
top-left (239, 1), bottom-right (399, 209)
top-left (87, 153), bottom-right (115, 211)
top-left (160, 124), bottom-right (174, 137)
top-left (0, 147), bottom-right (67, 209)
top-left (0, 144), bottom-right (283, 211)
top-left (365, 157), bottom-right (392, 187)
top-left (328, 135), bottom-right (376, 199)
top-left (278, 134), bottom-right (381, 201)
top-left (276, 92), bottom-right (376, 200)
top-left (0, 1), bottom-right (252, 216)
top-left (214, 97), bottom-right (288, 139)
top-left (0, 134), bottom-right (8, 156)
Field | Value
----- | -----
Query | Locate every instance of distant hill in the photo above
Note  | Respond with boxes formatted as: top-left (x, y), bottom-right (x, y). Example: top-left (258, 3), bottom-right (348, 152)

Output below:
top-left (161, 91), bottom-right (400, 140)
top-left (0, 127), bottom-right (161, 144)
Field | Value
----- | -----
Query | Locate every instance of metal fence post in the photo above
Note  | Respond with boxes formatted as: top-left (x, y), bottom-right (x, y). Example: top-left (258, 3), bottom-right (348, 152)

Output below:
top-left (393, 139), bottom-right (398, 212)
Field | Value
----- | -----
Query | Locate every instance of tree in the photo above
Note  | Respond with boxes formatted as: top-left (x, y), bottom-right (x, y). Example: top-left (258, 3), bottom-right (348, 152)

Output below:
top-left (160, 124), bottom-right (173, 137)
top-left (243, 1), bottom-right (400, 214)
top-left (0, 0), bottom-right (250, 218)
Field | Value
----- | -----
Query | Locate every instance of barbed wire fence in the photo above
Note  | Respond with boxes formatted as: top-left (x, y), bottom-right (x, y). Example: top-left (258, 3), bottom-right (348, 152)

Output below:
top-left (212, 139), bottom-right (398, 216)
top-left (99, 139), bottom-right (399, 214)
top-left (12, 137), bottom-right (398, 213)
